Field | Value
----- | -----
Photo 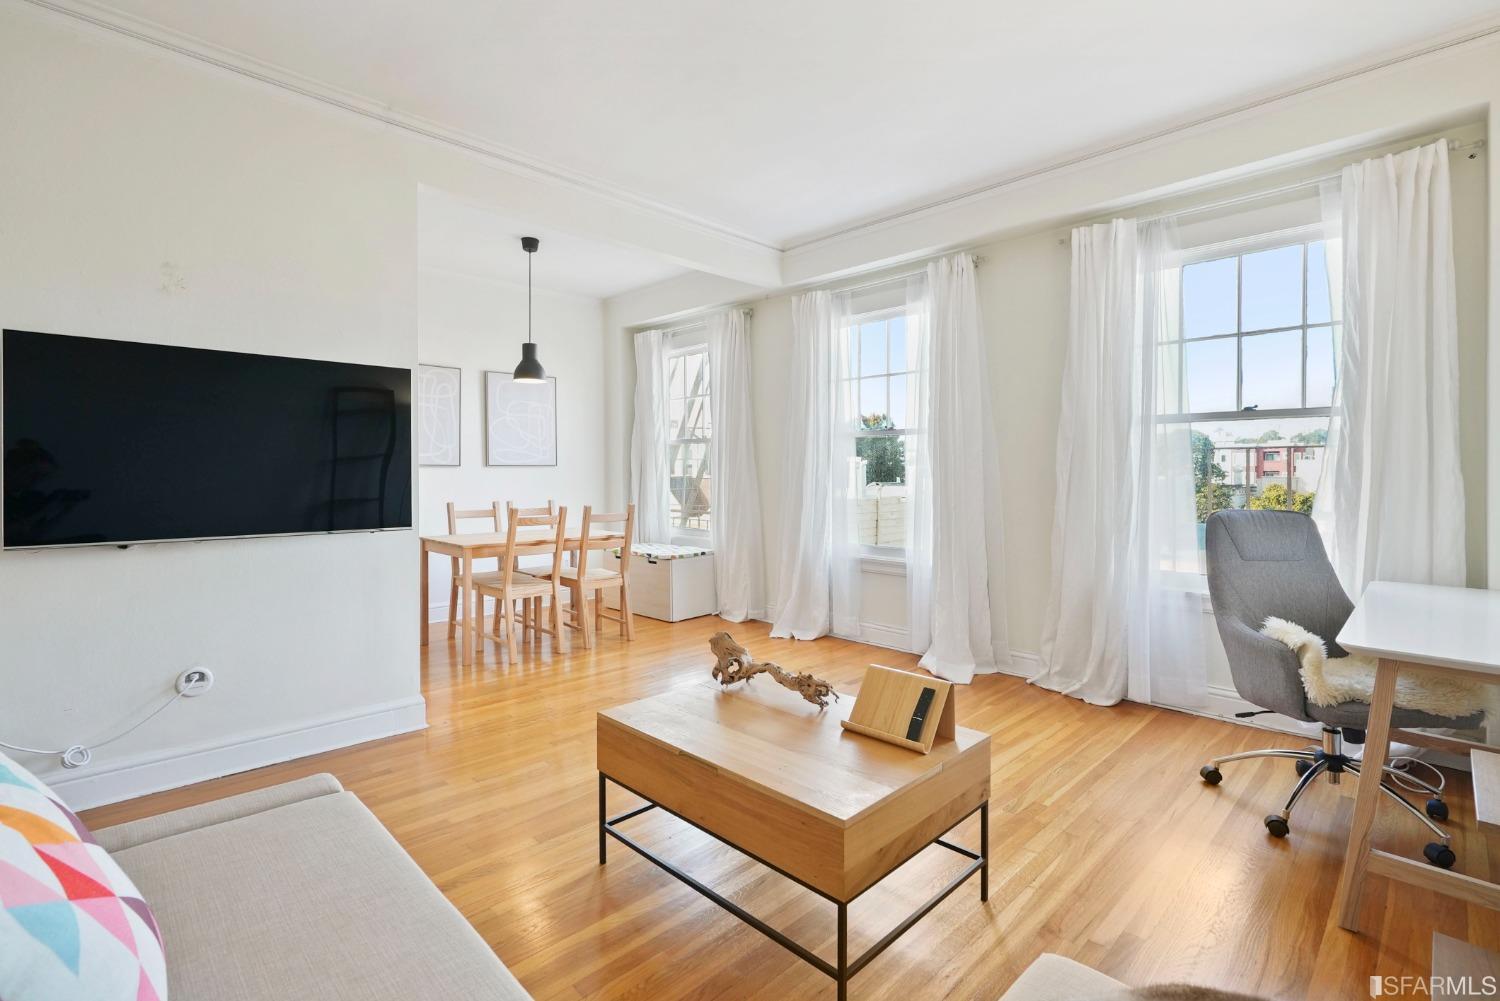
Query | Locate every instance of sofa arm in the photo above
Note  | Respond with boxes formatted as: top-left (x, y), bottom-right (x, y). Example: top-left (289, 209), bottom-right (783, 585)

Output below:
top-left (998, 954), bottom-right (1127, 1001)
top-left (94, 773), bottom-right (344, 853)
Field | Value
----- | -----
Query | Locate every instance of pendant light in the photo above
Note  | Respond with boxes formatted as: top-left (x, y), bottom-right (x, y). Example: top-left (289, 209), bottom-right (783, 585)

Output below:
top-left (513, 236), bottom-right (546, 383)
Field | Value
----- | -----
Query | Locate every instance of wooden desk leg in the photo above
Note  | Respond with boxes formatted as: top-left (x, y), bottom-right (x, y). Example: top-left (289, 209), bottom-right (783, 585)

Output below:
top-left (461, 555), bottom-right (474, 666)
top-left (419, 543), bottom-right (429, 646)
top-left (1335, 658), bottom-right (1399, 932)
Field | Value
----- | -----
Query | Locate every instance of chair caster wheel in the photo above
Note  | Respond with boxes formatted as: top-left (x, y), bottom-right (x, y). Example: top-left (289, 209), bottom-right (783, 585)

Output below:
top-left (1264, 815), bottom-right (1289, 838)
top-left (1426, 798), bottom-right (1449, 821)
top-left (1199, 765), bottom-right (1222, 785)
top-left (1295, 759), bottom-right (1312, 777)
top-left (1424, 843), bottom-right (1456, 868)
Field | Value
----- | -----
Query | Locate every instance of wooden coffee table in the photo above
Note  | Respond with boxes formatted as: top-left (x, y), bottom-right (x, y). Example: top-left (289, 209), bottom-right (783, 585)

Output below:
top-left (596, 679), bottom-right (991, 999)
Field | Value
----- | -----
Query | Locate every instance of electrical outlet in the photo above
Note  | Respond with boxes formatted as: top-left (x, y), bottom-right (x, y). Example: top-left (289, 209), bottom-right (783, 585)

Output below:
top-left (176, 668), bottom-right (214, 697)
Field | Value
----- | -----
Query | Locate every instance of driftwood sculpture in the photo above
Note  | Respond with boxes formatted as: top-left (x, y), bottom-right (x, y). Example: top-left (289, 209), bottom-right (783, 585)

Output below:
top-left (710, 631), bottom-right (838, 709)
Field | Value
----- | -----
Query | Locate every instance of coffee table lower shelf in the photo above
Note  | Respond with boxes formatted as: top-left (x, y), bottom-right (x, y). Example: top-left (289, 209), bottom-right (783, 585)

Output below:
top-left (598, 772), bottom-right (989, 1001)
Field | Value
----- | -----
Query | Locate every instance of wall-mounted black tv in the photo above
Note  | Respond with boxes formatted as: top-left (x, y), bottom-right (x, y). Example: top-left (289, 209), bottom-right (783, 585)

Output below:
top-left (3, 330), bottom-right (412, 549)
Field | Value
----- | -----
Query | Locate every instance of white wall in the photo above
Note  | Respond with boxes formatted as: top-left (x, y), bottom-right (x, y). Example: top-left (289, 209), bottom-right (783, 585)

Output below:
top-left (0, 9), bottom-right (429, 806)
top-left (418, 267), bottom-right (608, 618)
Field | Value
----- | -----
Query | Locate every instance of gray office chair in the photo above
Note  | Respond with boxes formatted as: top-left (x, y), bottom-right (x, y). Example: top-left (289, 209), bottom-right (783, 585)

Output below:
top-left (1199, 509), bottom-right (1480, 868)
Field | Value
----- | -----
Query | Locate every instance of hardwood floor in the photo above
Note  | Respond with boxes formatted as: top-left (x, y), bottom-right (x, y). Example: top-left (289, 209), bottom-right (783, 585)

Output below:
top-left (83, 617), bottom-right (1500, 1000)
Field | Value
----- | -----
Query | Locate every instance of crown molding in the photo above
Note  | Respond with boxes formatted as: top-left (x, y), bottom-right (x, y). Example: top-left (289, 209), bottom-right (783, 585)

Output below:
top-left (11, 0), bottom-right (783, 257)
top-left (783, 16), bottom-right (1500, 255)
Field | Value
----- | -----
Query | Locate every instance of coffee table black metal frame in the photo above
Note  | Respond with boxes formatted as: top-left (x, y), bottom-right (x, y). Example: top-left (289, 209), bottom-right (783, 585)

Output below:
top-left (598, 771), bottom-right (988, 1001)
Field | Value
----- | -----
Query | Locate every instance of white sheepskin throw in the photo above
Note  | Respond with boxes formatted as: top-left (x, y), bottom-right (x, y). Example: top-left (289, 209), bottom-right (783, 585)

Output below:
top-left (1260, 617), bottom-right (1490, 719)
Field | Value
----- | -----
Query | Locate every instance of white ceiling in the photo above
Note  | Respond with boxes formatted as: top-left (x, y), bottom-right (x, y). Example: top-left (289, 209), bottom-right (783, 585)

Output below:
top-left (418, 187), bottom-right (689, 298)
top-left (73, 0), bottom-right (1500, 249)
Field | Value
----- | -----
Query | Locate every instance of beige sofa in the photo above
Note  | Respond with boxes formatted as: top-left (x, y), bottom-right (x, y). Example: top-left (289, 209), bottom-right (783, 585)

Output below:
top-left (95, 774), bottom-right (532, 1001)
top-left (998, 954), bottom-right (1128, 1001)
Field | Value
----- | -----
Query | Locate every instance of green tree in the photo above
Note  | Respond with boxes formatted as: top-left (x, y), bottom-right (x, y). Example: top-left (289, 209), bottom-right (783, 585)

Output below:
top-left (1196, 479), bottom-right (1233, 522)
top-left (1248, 482), bottom-right (1315, 514)
top-left (1291, 428), bottom-right (1328, 445)
top-left (857, 414), bottom-right (905, 484)
top-left (1256, 430), bottom-right (1285, 443)
top-left (1191, 430), bottom-right (1228, 523)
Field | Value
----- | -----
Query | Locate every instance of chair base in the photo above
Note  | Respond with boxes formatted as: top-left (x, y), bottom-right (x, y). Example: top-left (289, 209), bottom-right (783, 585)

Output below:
top-left (1198, 725), bottom-right (1456, 868)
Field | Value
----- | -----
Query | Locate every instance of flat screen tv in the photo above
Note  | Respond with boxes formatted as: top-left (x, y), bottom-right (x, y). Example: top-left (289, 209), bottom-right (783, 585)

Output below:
top-left (3, 330), bottom-right (412, 549)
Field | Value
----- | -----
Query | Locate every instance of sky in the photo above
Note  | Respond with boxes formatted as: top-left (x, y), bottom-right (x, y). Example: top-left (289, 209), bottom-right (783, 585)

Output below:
top-left (1180, 241), bottom-right (1336, 414)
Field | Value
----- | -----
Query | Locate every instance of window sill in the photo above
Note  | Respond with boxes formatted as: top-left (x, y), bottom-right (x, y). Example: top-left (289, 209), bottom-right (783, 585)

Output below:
top-left (860, 555), bottom-right (907, 577)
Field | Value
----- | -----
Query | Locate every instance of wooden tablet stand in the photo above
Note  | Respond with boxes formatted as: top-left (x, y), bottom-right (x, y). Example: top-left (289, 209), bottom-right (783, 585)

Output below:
top-left (840, 665), bottom-right (955, 754)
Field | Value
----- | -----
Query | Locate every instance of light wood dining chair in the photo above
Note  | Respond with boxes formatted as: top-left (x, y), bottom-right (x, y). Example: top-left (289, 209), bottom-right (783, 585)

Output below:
top-left (547, 504), bottom-right (635, 650)
top-left (476, 505), bottom-right (569, 662)
top-left (444, 501), bottom-right (505, 640)
top-left (506, 500), bottom-right (556, 634)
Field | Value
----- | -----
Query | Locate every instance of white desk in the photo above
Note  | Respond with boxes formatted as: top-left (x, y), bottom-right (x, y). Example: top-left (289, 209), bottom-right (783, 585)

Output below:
top-left (1334, 581), bottom-right (1500, 932)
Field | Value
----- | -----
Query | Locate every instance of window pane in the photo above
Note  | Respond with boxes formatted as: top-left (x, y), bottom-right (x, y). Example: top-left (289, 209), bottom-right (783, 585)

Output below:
top-left (888, 316), bottom-right (909, 371)
top-left (1241, 244), bottom-right (1303, 331)
top-left (1184, 337), bottom-right (1237, 412)
top-left (668, 396), bottom-right (684, 434)
top-left (681, 395), bottom-right (707, 437)
top-left (1189, 416), bottom-right (1327, 569)
top-left (1306, 325), bottom-right (1335, 407)
top-left (888, 374), bottom-right (909, 429)
top-left (670, 443), bottom-right (710, 526)
top-left (1182, 257), bottom-right (1237, 339)
top-left (856, 435), bottom-right (905, 485)
top-left (1307, 242), bottom-right (1332, 324)
top-left (1241, 330), bottom-right (1302, 410)
top-left (859, 377), bottom-right (887, 425)
top-left (670, 357), bottom-right (684, 400)
top-left (859, 322), bottom-right (886, 377)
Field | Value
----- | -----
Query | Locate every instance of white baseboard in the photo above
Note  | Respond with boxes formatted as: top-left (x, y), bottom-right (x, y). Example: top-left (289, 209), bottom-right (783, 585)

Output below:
top-left (853, 621), bottom-right (911, 652)
top-left (997, 650), bottom-right (1040, 679)
top-left (45, 696), bottom-right (428, 811)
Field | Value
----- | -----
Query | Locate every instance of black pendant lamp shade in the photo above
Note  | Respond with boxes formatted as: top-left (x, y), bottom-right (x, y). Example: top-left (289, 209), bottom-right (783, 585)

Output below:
top-left (513, 236), bottom-right (546, 383)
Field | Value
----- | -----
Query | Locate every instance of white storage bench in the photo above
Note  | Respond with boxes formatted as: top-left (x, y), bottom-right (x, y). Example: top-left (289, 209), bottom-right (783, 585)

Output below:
top-left (604, 543), bottom-right (717, 622)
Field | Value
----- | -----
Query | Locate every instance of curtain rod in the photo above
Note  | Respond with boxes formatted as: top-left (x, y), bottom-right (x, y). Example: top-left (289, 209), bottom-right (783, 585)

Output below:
top-left (1129, 137), bottom-right (1485, 228)
top-left (830, 253), bottom-right (987, 297)
top-left (655, 307), bottom-right (754, 337)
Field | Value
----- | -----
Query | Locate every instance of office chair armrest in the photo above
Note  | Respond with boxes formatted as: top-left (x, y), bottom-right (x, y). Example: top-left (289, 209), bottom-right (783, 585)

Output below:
top-left (1214, 613), bottom-right (1310, 720)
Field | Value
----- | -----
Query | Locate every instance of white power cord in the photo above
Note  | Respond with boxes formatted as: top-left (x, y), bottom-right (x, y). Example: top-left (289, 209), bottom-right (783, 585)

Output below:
top-left (1317, 742), bottom-right (1447, 796)
top-left (0, 691), bottom-right (185, 769)
top-left (1387, 754), bottom-right (1447, 795)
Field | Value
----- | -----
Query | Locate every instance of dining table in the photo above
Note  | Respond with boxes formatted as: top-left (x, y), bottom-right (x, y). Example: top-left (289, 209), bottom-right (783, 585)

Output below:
top-left (421, 528), bottom-right (625, 666)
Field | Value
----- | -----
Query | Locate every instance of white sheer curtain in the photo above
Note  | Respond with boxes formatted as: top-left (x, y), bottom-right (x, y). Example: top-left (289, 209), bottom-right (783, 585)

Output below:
top-left (770, 291), bottom-right (841, 640)
top-left (1313, 138), bottom-right (1465, 593)
top-left (907, 254), bottom-right (1011, 684)
top-left (1131, 223), bottom-right (1204, 709)
top-left (630, 329), bottom-right (672, 544)
top-left (707, 308), bottom-right (765, 622)
top-left (1033, 219), bottom-right (1199, 706)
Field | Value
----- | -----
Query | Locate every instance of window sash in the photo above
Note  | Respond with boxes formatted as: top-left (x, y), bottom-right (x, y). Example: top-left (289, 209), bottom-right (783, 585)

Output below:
top-left (1169, 237), bottom-right (1338, 422)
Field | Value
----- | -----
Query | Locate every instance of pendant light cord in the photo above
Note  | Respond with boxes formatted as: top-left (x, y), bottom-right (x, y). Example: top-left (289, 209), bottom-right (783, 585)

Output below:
top-left (527, 251), bottom-right (533, 344)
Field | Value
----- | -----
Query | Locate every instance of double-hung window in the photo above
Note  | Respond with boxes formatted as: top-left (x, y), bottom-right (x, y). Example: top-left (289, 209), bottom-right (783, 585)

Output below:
top-left (1158, 230), bottom-right (1340, 569)
top-left (842, 308), bottom-right (914, 553)
top-left (666, 344), bottom-right (711, 534)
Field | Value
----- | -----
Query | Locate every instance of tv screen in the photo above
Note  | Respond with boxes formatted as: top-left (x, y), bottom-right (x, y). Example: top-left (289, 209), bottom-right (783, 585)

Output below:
top-left (3, 330), bottom-right (412, 549)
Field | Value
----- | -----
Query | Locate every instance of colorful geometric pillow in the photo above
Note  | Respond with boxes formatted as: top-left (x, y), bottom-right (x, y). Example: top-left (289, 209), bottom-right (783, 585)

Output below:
top-left (0, 751), bottom-right (166, 1001)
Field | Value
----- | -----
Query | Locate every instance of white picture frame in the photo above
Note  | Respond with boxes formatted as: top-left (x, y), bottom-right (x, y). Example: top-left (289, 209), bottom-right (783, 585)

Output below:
top-left (484, 371), bottom-right (557, 466)
top-left (416, 364), bottom-right (462, 466)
